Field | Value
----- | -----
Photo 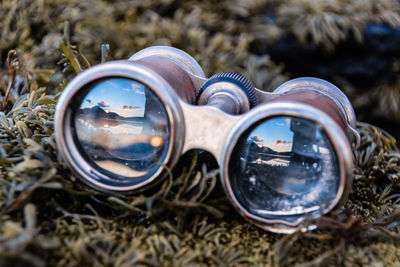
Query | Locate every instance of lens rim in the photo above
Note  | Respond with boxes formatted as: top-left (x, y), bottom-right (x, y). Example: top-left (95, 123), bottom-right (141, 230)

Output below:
top-left (220, 101), bottom-right (353, 233)
top-left (55, 61), bottom-right (185, 192)
top-left (273, 77), bottom-right (360, 147)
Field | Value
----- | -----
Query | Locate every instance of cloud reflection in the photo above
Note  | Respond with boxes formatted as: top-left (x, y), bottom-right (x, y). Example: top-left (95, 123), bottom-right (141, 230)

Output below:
top-left (232, 115), bottom-right (340, 216)
top-left (74, 77), bottom-right (170, 178)
top-left (122, 105), bottom-right (141, 111)
top-left (98, 101), bottom-right (109, 108)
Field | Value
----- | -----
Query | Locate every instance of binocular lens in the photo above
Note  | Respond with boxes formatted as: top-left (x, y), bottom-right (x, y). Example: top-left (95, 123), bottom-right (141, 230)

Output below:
top-left (229, 116), bottom-right (340, 218)
top-left (55, 46), bottom-right (356, 231)
top-left (73, 77), bottom-right (170, 181)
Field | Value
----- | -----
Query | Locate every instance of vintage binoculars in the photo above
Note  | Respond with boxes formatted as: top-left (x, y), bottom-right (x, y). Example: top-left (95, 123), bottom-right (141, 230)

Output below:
top-left (55, 46), bottom-right (359, 233)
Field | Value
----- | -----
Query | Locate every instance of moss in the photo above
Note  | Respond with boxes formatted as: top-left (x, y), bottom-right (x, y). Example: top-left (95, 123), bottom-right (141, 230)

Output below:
top-left (0, 0), bottom-right (400, 266)
top-left (277, 0), bottom-right (400, 51)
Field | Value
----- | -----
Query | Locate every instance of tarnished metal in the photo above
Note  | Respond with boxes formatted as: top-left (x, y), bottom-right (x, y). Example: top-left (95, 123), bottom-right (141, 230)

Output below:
top-left (197, 81), bottom-right (250, 114)
top-left (55, 60), bottom-right (186, 192)
top-left (181, 102), bottom-right (239, 158)
top-left (219, 101), bottom-right (353, 233)
top-left (129, 46), bottom-right (206, 78)
top-left (55, 45), bottom-right (358, 233)
top-left (269, 77), bottom-right (360, 147)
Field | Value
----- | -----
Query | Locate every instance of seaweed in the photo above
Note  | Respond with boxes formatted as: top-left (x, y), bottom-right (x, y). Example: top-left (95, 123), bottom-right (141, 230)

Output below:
top-left (1, 0), bottom-right (400, 266)
top-left (277, 0), bottom-right (400, 51)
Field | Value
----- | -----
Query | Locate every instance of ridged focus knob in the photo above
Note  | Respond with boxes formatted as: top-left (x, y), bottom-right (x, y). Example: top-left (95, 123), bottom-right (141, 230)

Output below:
top-left (196, 72), bottom-right (258, 108)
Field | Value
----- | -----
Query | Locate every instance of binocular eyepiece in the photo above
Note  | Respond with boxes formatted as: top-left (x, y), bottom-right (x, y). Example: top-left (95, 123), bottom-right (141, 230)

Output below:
top-left (55, 46), bottom-right (359, 233)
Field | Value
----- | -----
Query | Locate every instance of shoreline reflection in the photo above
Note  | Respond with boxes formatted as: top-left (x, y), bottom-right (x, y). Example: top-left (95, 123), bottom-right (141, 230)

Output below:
top-left (74, 78), bottom-right (170, 179)
top-left (231, 116), bottom-right (340, 216)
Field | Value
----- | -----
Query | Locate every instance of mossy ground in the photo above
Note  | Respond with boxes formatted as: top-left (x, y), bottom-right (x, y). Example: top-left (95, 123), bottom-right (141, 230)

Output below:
top-left (0, 1), bottom-right (400, 266)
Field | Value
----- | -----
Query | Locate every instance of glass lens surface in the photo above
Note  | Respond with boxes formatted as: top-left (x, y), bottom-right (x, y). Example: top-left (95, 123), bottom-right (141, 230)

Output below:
top-left (74, 78), bottom-right (170, 181)
top-left (229, 116), bottom-right (340, 217)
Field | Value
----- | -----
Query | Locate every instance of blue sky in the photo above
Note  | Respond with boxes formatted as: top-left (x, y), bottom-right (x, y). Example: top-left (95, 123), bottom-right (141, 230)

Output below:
top-left (80, 78), bottom-right (146, 118)
top-left (249, 117), bottom-right (294, 152)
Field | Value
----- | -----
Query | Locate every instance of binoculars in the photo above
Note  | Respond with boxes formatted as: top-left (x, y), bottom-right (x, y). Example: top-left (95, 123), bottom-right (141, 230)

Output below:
top-left (55, 46), bottom-right (359, 233)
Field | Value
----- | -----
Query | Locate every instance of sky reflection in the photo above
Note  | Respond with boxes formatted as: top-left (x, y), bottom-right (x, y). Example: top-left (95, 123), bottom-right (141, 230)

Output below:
top-left (74, 78), bottom-right (170, 179)
top-left (80, 78), bottom-right (146, 118)
top-left (250, 117), bottom-right (294, 153)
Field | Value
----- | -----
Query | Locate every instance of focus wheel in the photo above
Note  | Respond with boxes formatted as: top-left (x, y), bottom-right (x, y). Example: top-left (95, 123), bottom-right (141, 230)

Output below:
top-left (196, 72), bottom-right (258, 108)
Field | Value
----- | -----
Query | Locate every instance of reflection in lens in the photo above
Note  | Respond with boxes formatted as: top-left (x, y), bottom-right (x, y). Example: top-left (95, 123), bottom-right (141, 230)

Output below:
top-left (229, 116), bottom-right (340, 217)
top-left (74, 78), bottom-right (170, 181)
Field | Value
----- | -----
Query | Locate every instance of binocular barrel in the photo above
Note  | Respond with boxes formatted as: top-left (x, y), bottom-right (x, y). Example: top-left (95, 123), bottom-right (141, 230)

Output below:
top-left (131, 48), bottom-right (358, 146)
top-left (132, 56), bottom-right (198, 104)
top-left (55, 46), bottom-right (359, 233)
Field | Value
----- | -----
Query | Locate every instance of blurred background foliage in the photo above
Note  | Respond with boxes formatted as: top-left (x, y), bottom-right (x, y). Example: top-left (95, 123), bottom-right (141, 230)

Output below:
top-left (2, 0), bottom-right (400, 138)
top-left (0, 0), bottom-right (400, 266)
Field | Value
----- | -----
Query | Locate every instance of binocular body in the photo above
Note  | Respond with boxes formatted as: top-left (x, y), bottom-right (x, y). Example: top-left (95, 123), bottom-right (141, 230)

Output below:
top-left (55, 46), bottom-right (359, 233)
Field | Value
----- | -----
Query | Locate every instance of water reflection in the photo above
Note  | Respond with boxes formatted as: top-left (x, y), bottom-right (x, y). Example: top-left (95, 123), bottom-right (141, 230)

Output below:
top-left (74, 78), bottom-right (170, 179)
top-left (230, 116), bottom-right (339, 216)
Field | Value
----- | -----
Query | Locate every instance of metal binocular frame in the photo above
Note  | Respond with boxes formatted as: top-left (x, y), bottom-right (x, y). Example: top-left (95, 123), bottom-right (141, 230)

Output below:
top-left (55, 46), bottom-right (359, 233)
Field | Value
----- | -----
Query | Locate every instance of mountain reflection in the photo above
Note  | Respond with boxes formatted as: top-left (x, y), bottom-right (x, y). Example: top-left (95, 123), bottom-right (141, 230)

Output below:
top-left (237, 116), bottom-right (338, 213)
top-left (76, 106), bottom-right (149, 150)
top-left (74, 78), bottom-right (169, 178)
top-left (244, 117), bottom-right (326, 171)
